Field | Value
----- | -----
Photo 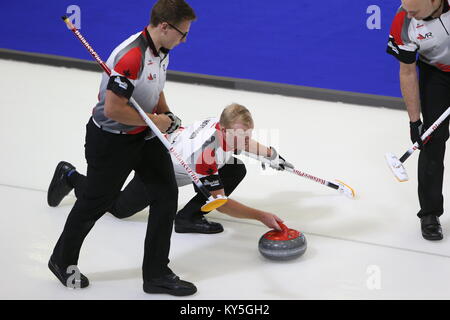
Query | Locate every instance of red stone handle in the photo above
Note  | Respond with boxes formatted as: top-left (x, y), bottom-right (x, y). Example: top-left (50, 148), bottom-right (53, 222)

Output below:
top-left (278, 223), bottom-right (289, 236)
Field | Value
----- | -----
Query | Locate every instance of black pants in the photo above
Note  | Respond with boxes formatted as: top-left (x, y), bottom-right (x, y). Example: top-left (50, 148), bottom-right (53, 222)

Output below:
top-left (70, 156), bottom-right (247, 220)
top-left (417, 61), bottom-right (450, 218)
top-left (52, 118), bottom-right (178, 280)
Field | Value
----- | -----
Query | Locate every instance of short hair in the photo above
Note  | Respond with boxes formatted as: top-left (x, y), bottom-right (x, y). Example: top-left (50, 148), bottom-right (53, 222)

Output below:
top-left (219, 103), bottom-right (254, 129)
top-left (150, 0), bottom-right (197, 27)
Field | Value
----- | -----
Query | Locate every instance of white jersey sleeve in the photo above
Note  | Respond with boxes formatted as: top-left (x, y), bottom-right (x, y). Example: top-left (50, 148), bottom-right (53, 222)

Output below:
top-left (168, 118), bottom-right (235, 189)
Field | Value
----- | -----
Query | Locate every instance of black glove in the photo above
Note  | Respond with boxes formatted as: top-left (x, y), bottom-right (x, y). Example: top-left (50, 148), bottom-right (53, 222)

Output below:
top-left (164, 112), bottom-right (181, 134)
top-left (262, 147), bottom-right (294, 171)
top-left (410, 120), bottom-right (424, 149)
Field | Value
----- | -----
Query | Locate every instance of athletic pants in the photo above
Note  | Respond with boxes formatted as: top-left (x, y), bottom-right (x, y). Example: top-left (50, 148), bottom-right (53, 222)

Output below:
top-left (417, 60), bottom-right (450, 218)
top-left (52, 117), bottom-right (178, 280)
top-left (69, 157), bottom-right (247, 220)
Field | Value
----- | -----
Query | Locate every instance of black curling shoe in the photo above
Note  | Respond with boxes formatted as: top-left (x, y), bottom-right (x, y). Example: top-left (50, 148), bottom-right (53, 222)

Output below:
top-left (175, 215), bottom-right (224, 234)
top-left (421, 215), bottom-right (443, 241)
top-left (143, 272), bottom-right (197, 296)
top-left (47, 161), bottom-right (75, 207)
top-left (48, 256), bottom-right (89, 289)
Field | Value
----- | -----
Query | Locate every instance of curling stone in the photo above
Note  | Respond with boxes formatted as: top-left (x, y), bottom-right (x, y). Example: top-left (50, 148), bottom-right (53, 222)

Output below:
top-left (258, 223), bottom-right (307, 261)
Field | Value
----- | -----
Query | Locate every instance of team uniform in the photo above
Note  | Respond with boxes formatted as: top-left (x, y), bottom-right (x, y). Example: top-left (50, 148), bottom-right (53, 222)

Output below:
top-left (51, 28), bottom-right (179, 281)
top-left (169, 117), bottom-right (236, 188)
top-left (68, 117), bottom-right (247, 221)
top-left (387, 2), bottom-right (450, 218)
top-left (93, 28), bottom-right (169, 135)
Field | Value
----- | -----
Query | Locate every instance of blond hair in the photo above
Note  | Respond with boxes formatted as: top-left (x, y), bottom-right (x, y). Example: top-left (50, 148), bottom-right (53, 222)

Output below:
top-left (219, 103), bottom-right (254, 129)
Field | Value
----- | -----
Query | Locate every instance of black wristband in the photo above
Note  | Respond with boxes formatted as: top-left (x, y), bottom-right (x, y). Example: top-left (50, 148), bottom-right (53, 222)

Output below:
top-left (107, 76), bottom-right (134, 99)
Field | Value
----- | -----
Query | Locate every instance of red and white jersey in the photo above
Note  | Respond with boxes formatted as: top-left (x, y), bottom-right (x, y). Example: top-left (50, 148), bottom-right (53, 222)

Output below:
top-left (387, 1), bottom-right (450, 71)
top-left (92, 28), bottom-right (169, 133)
top-left (167, 117), bottom-right (236, 189)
